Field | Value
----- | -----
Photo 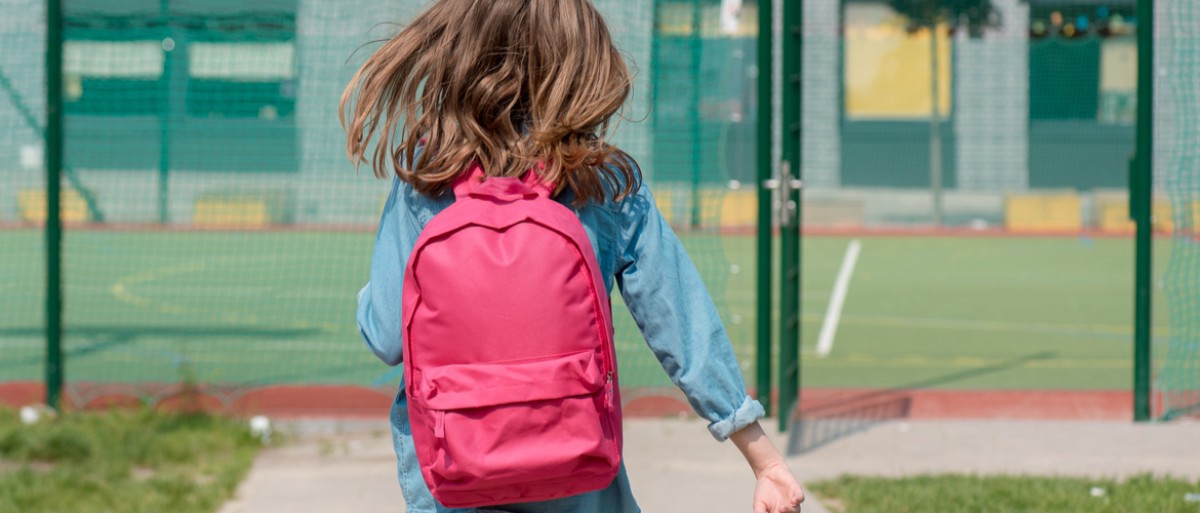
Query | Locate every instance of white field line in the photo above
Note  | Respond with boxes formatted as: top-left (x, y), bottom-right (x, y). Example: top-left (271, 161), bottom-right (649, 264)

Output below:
top-left (816, 239), bottom-right (862, 358)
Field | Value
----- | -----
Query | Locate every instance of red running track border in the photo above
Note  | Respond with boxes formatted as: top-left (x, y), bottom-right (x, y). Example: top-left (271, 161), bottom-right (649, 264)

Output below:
top-left (0, 382), bottom-right (1150, 421)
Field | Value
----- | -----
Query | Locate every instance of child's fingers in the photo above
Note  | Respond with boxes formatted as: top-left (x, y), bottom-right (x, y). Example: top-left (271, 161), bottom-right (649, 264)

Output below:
top-left (756, 496), bottom-right (802, 513)
top-left (778, 488), bottom-right (804, 513)
top-left (769, 502), bottom-right (799, 513)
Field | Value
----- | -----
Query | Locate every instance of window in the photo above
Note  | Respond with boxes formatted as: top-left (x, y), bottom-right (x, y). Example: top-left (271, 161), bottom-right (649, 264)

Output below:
top-left (843, 2), bottom-right (952, 120)
top-left (186, 42), bottom-right (296, 119)
top-left (1027, 1), bottom-right (1136, 122)
top-left (64, 40), bottom-right (164, 115)
top-left (63, 0), bottom-right (299, 173)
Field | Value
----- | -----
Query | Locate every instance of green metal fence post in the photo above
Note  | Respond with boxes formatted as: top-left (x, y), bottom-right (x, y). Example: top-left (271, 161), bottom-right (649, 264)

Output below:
top-left (1132, 0), bottom-right (1154, 423)
top-left (778, 0), bottom-right (802, 432)
top-left (157, 0), bottom-right (177, 224)
top-left (689, 0), bottom-right (704, 230)
top-left (45, 0), bottom-right (65, 410)
top-left (756, 0), bottom-right (775, 417)
top-left (929, 25), bottom-right (944, 226)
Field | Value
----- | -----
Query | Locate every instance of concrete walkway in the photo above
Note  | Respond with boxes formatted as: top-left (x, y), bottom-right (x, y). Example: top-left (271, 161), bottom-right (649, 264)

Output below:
top-left (219, 418), bottom-right (1199, 513)
top-left (786, 419), bottom-right (1200, 482)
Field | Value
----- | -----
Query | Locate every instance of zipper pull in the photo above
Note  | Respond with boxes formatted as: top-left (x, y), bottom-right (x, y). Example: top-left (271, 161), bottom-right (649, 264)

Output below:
top-left (605, 371), bottom-right (615, 411)
top-left (434, 410), bottom-right (446, 438)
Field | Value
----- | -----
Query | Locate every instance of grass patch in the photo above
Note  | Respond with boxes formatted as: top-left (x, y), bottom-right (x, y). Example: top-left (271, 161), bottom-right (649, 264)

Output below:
top-left (0, 407), bottom-right (262, 513)
top-left (810, 474), bottom-right (1200, 513)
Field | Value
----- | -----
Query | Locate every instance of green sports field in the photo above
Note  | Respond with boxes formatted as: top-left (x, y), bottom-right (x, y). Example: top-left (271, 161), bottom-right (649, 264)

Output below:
top-left (0, 228), bottom-right (1171, 392)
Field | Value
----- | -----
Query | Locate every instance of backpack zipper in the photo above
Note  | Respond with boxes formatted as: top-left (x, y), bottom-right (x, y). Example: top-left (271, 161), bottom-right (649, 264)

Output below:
top-left (605, 371), bottom-right (614, 411)
top-left (434, 410), bottom-right (446, 438)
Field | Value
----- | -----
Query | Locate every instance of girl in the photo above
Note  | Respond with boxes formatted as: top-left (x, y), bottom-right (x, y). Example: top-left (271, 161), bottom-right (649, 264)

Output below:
top-left (343, 1), bottom-right (805, 512)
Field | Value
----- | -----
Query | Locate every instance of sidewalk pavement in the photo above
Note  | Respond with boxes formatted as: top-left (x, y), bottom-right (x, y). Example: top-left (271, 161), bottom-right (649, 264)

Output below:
top-left (219, 417), bottom-right (1199, 513)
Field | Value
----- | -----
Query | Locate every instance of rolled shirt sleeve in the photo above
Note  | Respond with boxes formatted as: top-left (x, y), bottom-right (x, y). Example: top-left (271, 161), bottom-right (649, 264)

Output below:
top-left (614, 186), bottom-right (765, 441)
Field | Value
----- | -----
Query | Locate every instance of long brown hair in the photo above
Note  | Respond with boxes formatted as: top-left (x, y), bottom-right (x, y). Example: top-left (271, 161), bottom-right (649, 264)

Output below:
top-left (340, 0), bottom-right (640, 204)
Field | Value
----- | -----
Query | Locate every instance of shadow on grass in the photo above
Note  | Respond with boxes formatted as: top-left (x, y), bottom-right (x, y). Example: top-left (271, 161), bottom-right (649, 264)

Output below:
top-left (0, 324), bottom-right (323, 374)
top-left (786, 351), bottom-right (1057, 456)
top-left (1, 324), bottom-right (381, 410)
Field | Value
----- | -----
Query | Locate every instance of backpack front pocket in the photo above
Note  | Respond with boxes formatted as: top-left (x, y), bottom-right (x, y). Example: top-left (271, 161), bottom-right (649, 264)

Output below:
top-left (414, 350), bottom-right (618, 492)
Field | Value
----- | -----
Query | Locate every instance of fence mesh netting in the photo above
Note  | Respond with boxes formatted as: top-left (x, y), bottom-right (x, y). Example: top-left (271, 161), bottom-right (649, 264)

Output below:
top-left (0, 0), bottom-right (756, 409)
top-left (1, 0), bottom-right (1197, 418)
top-left (1156, 0), bottom-right (1199, 420)
top-left (790, 0), bottom-right (1196, 419)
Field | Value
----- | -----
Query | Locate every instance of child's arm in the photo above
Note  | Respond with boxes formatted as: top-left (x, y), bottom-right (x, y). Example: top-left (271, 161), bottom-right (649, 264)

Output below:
top-left (615, 185), bottom-right (805, 509)
top-left (614, 185), bottom-right (762, 441)
top-left (357, 178), bottom-right (424, 366)
top-left (730, 422), bottom-right (805, 513)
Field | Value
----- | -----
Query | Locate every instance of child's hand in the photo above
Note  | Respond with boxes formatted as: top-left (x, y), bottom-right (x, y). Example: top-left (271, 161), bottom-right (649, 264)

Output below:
top-left (729, 421), bottom-right (805, 512)
top-left (752, 462), bottom-right (805, 513)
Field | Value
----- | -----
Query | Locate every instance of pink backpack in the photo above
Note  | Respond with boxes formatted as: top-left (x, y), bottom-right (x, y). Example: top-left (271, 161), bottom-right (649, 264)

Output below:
top-left (401, 163), bottom-right (622, 507)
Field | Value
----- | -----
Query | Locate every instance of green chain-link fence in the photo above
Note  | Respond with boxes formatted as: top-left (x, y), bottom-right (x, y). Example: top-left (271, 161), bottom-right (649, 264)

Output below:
top-left (2, 0), bottom-right (1197, 420)
top-left (0, 0), bottom-right (756, 412)
top-left (792, 0), bottom-right (1196, 422)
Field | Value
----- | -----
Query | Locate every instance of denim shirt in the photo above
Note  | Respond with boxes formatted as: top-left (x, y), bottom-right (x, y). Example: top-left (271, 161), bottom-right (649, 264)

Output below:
top-left (357, 176), bottom-right (765, 513)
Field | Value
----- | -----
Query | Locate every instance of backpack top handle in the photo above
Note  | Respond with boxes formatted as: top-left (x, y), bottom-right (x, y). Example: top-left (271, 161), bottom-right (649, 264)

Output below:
top-left (452, 162), bottom-right (555, 201)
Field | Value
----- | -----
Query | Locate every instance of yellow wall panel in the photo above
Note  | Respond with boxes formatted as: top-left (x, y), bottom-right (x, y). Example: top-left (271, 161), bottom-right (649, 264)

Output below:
top-left (719, 190), bottom-right (757, 228)
top-left (18, 188), bottom-right (90, 223)
top-left (844, 4), bottom-right (952, 119)
top-left (1096, 195), bottom-right (1174, 233)
top-left (1005, 193), bottom-right (1082, 233)
top-left (194, 199), bottom-right (270, 227)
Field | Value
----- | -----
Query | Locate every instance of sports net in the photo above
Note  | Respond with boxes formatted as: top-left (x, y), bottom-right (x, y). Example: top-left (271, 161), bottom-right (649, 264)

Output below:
top-left (0, 0), bottom-right (756, 411)
top-left (1156, 0), bottom-right (1200, 420)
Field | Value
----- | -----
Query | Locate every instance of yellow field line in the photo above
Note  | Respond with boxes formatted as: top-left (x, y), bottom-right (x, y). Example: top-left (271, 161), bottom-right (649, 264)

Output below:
top-left (110, 260), bottom-right (208, 314)
top-left (109, 258), bottom-right (346, 335)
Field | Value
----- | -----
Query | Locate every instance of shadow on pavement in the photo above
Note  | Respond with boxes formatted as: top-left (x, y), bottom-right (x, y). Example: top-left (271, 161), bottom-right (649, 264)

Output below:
top-left (787, 351), bottom-right (1056, 455)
